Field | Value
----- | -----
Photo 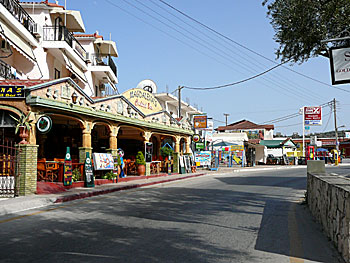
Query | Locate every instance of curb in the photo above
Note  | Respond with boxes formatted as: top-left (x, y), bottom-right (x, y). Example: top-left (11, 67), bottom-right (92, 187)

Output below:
top-left (54, 173), bottom-right (206, 203)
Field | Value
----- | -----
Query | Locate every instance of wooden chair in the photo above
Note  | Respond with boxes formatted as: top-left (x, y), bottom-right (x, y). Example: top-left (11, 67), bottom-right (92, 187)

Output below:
top-left (37, 158), bottom-right (46, 181)
top-left (46, 161), bottom-right (59, 182)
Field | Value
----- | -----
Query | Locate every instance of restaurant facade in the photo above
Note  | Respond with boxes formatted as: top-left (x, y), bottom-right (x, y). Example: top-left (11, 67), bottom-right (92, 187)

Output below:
top-left (0, 78), bottom-right (194, 195)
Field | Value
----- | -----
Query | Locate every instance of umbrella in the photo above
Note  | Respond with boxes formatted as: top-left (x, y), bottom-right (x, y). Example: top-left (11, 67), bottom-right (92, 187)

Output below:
top-left (316, 148), bottom-right (328, 152)
top-left (212, 140), bottom-right (237, 147)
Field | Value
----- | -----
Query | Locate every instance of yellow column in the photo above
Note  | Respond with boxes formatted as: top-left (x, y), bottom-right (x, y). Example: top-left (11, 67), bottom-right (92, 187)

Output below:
top-left (79, 121), bottom-right (92, 163)
top-left (186, 136), bottom-right (191, 154)
top-left (108, 126), bottom-right (120, 157)
top-left (175, 136), bottom-right (181, 153)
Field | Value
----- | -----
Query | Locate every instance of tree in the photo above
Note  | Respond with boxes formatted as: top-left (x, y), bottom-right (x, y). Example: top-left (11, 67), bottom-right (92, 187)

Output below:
top-left (263, 0), bottom-right (350, 63)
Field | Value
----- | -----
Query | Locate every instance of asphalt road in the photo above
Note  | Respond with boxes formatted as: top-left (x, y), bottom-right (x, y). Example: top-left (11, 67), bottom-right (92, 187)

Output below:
top-left (0, 167), bottom-right (345, 263)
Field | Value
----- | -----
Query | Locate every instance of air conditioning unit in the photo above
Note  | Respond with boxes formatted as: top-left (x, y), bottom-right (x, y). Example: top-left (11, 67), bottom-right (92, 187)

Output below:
top-left (32, 23), bottom-right (42, 38)
top-left (0, 40), bottom-right (11, 53)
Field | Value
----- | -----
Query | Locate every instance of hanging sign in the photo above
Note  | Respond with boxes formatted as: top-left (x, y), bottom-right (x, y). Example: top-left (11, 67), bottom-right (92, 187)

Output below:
top-left (36, 115), bottom-right (52, 134)
top-left (84, 152), bottom-right (94, 188)
top-left (304, 106), bottom-right (322, 126)
top-left (0, 85), bottom-right (24, 98)
top-left (63, 147), bottom-right (72, 186)
top-left (193, 115), bottom-right (207, 129)
top-left (329, 47), bottom-right (350, 85)
top-left (145, 142), bottom-right (153, 163)
top-left (192, 134), bottom-right (201, 143)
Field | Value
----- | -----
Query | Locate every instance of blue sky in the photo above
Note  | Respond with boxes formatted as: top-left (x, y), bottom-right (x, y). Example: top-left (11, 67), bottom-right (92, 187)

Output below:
top-left (65, 0), bottom-right (350, 136)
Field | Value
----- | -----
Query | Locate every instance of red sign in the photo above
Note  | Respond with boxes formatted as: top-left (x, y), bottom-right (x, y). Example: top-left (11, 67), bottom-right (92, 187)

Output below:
top-left (304, 106), bottom-right (322, 126)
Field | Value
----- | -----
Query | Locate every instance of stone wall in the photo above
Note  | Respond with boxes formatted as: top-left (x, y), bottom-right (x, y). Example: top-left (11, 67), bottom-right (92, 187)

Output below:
top-left (307, 161), bottom-right (350, 262)
top-left (18, 144), bottom-right (38, 196)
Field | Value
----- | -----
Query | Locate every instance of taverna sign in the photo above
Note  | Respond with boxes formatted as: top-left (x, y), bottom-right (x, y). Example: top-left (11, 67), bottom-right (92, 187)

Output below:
top-left (123, 88), bottom-right (162, 115)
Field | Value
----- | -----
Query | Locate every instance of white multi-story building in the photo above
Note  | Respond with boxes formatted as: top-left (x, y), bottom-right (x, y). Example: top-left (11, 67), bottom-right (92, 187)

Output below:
top-left (0, 0), bottom-right (118, 97)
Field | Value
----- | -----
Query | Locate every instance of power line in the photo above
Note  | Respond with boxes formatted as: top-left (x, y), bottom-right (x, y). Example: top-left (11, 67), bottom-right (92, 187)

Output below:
top-left (157, 0), bottom-right (350, 94)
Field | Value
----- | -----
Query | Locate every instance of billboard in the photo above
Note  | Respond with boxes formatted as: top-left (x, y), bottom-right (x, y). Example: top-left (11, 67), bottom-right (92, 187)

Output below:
top-left (193, 115), bottom-right (207, 129)
top-left (195, 151), bottom-right (211, 166)
top-left (329, 47), bottom-right (350, 85)
top-left (304, 106), bottom-right (322, 126)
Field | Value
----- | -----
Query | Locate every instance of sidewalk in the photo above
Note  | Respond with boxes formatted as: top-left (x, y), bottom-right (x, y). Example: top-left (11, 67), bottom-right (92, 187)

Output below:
top-left (0, 165), bottom-right (308, 216)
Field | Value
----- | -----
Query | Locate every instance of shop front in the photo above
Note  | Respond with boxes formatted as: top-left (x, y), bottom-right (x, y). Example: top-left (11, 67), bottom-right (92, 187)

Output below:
top-left (0, 78), bottom-right (193, 194)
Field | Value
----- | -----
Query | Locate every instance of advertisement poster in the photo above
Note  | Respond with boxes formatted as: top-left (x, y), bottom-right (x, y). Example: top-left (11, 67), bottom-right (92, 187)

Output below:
top-left (329, 47), bottom-right (350, 85)
top-left (92, 153), bottom-right (114, 170)
top-left (63, 147), bottom-right (72, 186)
top-left (304, 106), bottom-right (322, 126)
top-left (193, 115), bottom-right (207, 129)
top-left (84, 152), bottom-right (94, 187)
top-left (145, 142), bottom-right (153, 163)
top-left (195, 151), bottom-right (211, 166)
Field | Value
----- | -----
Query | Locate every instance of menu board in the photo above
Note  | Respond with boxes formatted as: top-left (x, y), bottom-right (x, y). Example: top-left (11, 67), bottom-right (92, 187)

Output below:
top-left (84, 152), bottom-right (94, 187)
top-left (92, 153), bottom-right (114, 170)
top-left (145, 142), bottom-right (153, 163)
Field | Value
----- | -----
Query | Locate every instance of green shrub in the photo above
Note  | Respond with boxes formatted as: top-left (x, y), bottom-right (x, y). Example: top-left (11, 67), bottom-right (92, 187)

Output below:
top-left (135, 151), bottom-right (146, 165)
top-left (104, 171), bottom-right (116, 180)
top-left (72, 168), bottom-right (81, 182)
top-left (160, 146), bottom-right (174, 158)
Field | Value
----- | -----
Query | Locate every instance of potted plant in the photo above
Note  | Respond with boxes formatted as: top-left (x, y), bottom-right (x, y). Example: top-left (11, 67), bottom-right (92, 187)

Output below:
top-left (135, 151), bottom-right (146, 176)
top-left (10, 112), bottom-right (33, 144)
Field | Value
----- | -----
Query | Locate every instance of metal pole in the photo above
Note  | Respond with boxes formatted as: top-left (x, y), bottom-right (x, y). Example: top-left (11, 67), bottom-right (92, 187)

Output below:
top-left (302, 107), bottom-right (305, 157)
top-left (223, 113), bottom-right (229, 126)
top-left (334, 98), bottom-right (339, 151)
top-left (64, 0), bottom-right (67, 27)
top-left (178, 86), bottom-right (182, 119)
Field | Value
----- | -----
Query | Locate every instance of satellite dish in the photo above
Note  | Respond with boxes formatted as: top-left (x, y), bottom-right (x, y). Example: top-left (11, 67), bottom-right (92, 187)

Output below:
top-left (136, 79), bottom-right (157, 94)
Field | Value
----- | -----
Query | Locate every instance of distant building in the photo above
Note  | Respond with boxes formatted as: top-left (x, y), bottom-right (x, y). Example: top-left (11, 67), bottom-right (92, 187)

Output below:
top-left (215, 119), bottom-right (274, 140)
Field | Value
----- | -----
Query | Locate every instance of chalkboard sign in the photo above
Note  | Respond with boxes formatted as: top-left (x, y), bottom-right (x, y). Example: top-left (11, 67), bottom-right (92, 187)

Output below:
top-left (63, 147), bottom-right (72, 186)
top-left (145, 142), bottom-right (153, 163)
top-left (84, 152), bottom-right (94, 187)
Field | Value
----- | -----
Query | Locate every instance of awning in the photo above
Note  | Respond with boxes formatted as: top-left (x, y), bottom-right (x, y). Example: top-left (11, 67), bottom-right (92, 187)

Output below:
top-left (0, 20), bottom-right (36, 63)
top-left (50, 9), bottom-right (85, 33)
top-left (62, 51), bottom-right (87, 83)
top-left (94, 38), bottom-right (118, 57)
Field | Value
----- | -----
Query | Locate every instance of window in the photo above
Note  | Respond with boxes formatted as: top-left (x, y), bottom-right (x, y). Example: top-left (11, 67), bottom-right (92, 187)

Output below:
top-left (54, 68), bottom-right (60, 79)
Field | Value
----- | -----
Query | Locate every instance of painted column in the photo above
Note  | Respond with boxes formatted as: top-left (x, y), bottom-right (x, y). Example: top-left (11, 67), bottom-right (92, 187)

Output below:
top-left (79, 121), bottom-right (92, 163)
top-left (143, 131), bottom-right (152, 176)
top-left (173, 136), bottom-right (181, 174)
top-left (107, 126), bottom-right (120, 157)
top-left (175, 136), bottom-right (181, 153)
top-left (185, 136), bottom-right (191, 154)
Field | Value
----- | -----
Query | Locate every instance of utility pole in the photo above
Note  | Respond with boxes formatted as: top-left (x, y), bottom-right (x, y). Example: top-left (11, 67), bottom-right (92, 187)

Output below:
top-left (178, 86), bottom-right (183, 119)
top-left (223, 113), bottom-right (230, 126)
top-left (334, 98), bottom-right (339, 151)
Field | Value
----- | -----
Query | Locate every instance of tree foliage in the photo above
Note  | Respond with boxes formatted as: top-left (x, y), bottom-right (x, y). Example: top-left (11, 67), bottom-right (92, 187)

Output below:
top-left (263, 0), bottom-right (350, 63)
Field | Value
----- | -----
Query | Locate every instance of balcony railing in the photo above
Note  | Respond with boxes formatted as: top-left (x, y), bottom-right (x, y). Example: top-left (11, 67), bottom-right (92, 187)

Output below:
top-left (0, 0), bottom-right (36, 36)
top-left (0, 59), bottom-right (15, 79)
top-left (89, 53), bottom-right (117, 78)
top-left (43, 26), bottom-right (87, 60)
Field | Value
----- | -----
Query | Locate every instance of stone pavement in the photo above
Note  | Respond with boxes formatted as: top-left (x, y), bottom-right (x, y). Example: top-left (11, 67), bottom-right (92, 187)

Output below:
top-left (0, 165), bottom-right (308, 216)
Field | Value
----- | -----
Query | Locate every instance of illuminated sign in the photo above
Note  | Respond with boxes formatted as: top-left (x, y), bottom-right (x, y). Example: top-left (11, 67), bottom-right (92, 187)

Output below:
top-left (122, 88), bottom-right (163, 115)
top-left (0, 85), bottom-right (24, 98)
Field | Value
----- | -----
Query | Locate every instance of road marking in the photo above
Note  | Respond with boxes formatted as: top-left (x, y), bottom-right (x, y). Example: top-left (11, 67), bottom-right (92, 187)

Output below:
top-left (288, 202), bottom-right (304, 263)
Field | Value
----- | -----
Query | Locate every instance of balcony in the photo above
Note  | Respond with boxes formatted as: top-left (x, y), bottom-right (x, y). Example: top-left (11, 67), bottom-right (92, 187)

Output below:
top-left (0, 0), bottom-right (36, 36)
top-left (89, 53), bottom-right (117, 78)
top-left (0, 59), bottom-right (15, 79)
top-left (43, 26), bottom-right (87, 61)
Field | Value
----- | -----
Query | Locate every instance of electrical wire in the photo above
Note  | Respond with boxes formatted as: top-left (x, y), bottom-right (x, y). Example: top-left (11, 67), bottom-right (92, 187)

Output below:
top-left (157, 0), bottom-right (350, 94)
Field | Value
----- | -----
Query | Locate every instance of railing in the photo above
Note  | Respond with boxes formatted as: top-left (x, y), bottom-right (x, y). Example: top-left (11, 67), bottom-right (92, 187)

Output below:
top-left (89, 53), bottom-right (117, 78)
top-left (0, 0), bottom-right (36, 36)
top-left (43, 26), bottom-right (87, 60)
top-left (0, 59), bottom-right (15, 79)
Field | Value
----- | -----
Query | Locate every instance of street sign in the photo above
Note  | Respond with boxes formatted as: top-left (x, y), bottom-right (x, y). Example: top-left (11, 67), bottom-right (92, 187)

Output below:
top-left (304, 106), bottom-right (322, 126)
top-left (329, 47), bottom-right (350, 85)
top-left (193, 115), bottom-right (207, 129)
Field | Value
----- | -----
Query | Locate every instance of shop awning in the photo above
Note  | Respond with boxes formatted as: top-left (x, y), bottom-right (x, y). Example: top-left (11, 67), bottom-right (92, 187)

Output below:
top-left (50, 9), bottom-right (85, 33)
top-left (94, 38), bottom-right (118, 57)
top-left (0, 20), bottom-right (36, 63)
top-left (62, 51), bottom-right (87, 83)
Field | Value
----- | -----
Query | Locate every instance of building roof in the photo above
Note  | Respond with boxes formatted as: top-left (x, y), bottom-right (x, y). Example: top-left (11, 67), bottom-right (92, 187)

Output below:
top-left (216, 119), bottom-right (274, 132)
top-left (260, 138), bottom-right (296, 148)
top-left (74, 32), bottom-right (104, 39)
top-left (20, 1), bottom-right (65, 9)
top-left (0, 79), bottom-right (51, 87)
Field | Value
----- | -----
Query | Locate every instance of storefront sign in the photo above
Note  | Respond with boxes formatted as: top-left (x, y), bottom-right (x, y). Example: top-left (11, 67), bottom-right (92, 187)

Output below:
top-left (92, 153), bottom-right (114, 170)
top-left (84, 152), bottom-right (94, 187)
top-left (63, 147), bottom-right (72, 186)
top-left (196, 142), bottom-right (205, 150)
top-left (304, 106), bottom-right (322, 126)
top-left (230, 145), bottom-right (244, 151)
top-left (0, 85), bottom-right (24, 98)
top-left (145, 142), bottom-right (153, 163)
top-left (192, 134), bottom-right (201, 143)
top-left (36, 115), bottom-right (52, 134)
top-left (122, 88), bottom-right (163, 115)
top-left (195, 151), bottom-right (211, 166)
top-left (329, 47), bottom-right (350, 85)
top-left (193, 115), bottom-right (207, 129)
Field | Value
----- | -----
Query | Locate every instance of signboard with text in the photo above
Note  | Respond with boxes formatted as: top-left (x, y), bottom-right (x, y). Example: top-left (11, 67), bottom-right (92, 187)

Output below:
top-left (122, 88), bottom-right (163, 115)
top-left (195, 151), bottom-right (211, 166)
top-left (304, 106), bottom-right (322, 126)
top-left (0, 85), bottom-right (24, 98)
top-left (193, 115), bottom-right (207, 129)
top-left (329, 47), bottom-right (350, 85)
top-left (92, 153), bottom-right (114, 170)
